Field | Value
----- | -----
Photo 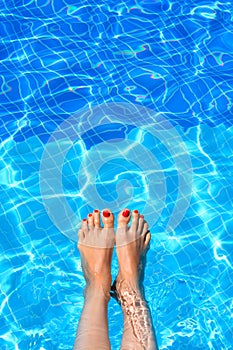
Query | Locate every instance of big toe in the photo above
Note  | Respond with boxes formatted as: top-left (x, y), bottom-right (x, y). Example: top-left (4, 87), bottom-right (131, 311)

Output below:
top-left (102, 209), bottom-right (114, 228)
top-left (117, 208), bottom-right (131, 228)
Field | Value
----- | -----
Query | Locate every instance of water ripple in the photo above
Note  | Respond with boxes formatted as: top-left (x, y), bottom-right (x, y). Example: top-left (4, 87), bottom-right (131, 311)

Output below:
top-left (1, 1), bottom-right (233, 349)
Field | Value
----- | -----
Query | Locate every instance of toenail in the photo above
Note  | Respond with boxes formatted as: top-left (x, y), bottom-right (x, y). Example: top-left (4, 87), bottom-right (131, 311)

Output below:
top-left (122, 209), bottom-right (130, 217)
top-left (103, 210), bottom-right (111, 217)
top-left (94, 209), bottom-right (99, 213)
top-left (140, 214), bottom-right (144, 218)
top-left (88, 213), bottom-right (92, 217)
top-left (134, 210), bottom-right (139, 214)
top-left (83, 218), bottom-right (87, 221)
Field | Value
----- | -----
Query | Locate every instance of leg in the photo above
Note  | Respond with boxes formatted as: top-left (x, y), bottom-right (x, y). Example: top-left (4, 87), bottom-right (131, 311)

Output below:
top-left (112, 209), bottom-right (158, 350)
top-left (73, 209), bottom-right (115, 350)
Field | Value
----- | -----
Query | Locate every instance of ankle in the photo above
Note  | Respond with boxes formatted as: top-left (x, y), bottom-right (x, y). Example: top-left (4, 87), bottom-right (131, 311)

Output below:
top-left (85, 281), bottom-right (111, 301)
top-left (117, 269), bottom-right (140, 283)
top-left (115, 276), bottom-right (141, 296)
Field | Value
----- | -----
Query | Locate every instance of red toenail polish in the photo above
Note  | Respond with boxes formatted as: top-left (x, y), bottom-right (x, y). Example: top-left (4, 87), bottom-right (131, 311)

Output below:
top-left (134, 210), bottom-right (139, 214)
top-left (122, 209), bottom-right (130, 217)
top-left (140, 214), bottom-right (144, 218)
top-left (88, 213), bottom-right (92, 217)
top-left (83, 218), bottom-right (87, 221)
top-left (103, 210), bottom-right (111, 217)
top-left (94, 209), bottom-right (99, 213)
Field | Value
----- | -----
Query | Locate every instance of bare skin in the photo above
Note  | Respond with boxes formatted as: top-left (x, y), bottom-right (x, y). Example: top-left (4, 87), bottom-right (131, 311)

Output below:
top-left (74, 209), bottom-right (157, 350)
top-left (115, 209), bottom-right (151, 281)
top-left (78, 210), bottom-right (114, 296)
top-left (113, 209), bottom-right (157, 350)
top-left (73, 209), bottom-right (114, 350)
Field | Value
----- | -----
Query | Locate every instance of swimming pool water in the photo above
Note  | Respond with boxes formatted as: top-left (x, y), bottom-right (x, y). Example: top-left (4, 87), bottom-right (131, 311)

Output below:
top-left (0, 1), bottom-right (233, 349)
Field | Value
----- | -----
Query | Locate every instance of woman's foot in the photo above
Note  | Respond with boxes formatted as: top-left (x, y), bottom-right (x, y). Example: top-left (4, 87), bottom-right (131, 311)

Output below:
top-left (115, 209), bottom-right (150, 282)
top-left (111, 210), bottom-right (154, 349)
top-left (78, 209), bottom-right (115, 298)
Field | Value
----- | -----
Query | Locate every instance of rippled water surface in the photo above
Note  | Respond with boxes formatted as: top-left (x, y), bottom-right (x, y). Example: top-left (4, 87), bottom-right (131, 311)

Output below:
top-left (1, 1), bottom-right (233, 349)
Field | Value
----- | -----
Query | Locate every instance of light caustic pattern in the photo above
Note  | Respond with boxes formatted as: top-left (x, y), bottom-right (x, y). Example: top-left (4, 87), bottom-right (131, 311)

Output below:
top-left (39, 102), bottom-right (192, 244)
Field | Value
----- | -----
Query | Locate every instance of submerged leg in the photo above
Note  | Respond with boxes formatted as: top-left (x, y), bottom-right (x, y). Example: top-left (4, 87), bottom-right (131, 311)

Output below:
top-left (74, 209), bottom-right (115, 350)
top-left (112, 209), bottom-right (158, 350)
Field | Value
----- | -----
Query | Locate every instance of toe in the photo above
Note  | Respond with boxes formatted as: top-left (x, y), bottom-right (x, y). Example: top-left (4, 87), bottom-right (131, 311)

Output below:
top-left (137, 214), bottom-right (145, 233)
top-left (117, 208), bottom-right (131, 228)
top-left (88, 213), bottom-right (94, 227)
top-left (81, 218), bottom-right (88, 230)
top-left (102, 209), bottom-right (114, 228)
top-left (131, 209), bottom-right (139, 231)
top-left (81, 219), bottom-right (88, 240)
top-left (93, 209), bottom-right (101, 228)
top-left (78, 228), bottom-right (85, 243)
top-left (144, 231), bottom-right (151, 250)
top-left (142, 221), bottom-right (148, 236)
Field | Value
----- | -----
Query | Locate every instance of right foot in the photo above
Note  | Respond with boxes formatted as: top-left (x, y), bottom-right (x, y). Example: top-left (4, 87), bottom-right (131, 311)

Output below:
top-left (112, 210), bottom-right (153, 349)
top-left (115, 209), bottom-right (151, 281)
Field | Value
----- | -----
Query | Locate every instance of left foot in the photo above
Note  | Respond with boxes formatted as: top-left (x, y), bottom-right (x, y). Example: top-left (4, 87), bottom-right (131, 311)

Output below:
top-left (78, 209), bottom-right (115, 297)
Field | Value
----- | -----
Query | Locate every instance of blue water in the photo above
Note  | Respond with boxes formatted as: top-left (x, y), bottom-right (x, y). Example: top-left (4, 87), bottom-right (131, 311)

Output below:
top-left (0, 1), bottom-right (233, 349)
